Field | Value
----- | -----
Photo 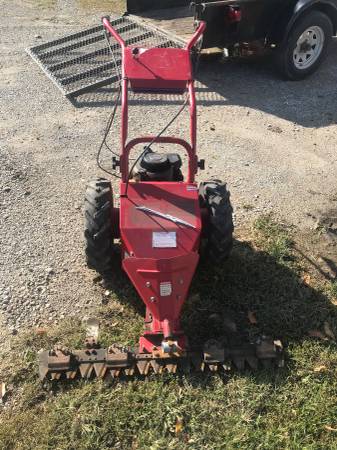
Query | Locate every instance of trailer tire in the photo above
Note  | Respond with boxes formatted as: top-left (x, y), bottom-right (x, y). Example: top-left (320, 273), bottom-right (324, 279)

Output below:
top-left (199, 180), bottom-right (234, 262)
top-left (277, 11), bottom-right (332, 80)
top-left (84, 178), bottom-right (114, 275)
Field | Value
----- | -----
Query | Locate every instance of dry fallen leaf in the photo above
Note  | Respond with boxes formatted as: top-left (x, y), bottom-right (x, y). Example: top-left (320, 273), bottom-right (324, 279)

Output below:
top-left (175, 417), bottom-right (184, 435)
top-left (324, 425), bottom-right (337, 432)
top-left (324, 321), bottom-right (336, 341)
top-left (0, 382), bottom-right (6, 404)
top-left (313, 365), bottom-right (327, 373)
top-left (131, 440), bottom-right (139, 450)
top-left (35, 327), bottom-right (47, 336)
top-left (308, 330), bottom-right (329, 340)
top-left (248, 311), bottom-right (257, 325)
top-left (302, 274), bottom-right (311, 285)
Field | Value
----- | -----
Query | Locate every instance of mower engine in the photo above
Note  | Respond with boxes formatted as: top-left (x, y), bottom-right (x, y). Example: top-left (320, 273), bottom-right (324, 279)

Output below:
top-left (132, 151), bottom-right (183, 182)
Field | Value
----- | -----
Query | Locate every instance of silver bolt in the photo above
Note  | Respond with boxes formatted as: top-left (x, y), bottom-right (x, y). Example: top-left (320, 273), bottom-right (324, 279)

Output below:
top-left (146, 282), bottom-right (151, 288)
top-left (150, 296), bottom-right (156, 303)
top-left (179, 279), bottom-right (184, 285)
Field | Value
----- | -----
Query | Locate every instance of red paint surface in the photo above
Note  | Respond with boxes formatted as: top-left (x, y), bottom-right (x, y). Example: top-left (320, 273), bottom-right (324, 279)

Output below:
top-left (120, 182), bottom-right (201, 349)
top-left (125, 47), bottom-right (192, 92)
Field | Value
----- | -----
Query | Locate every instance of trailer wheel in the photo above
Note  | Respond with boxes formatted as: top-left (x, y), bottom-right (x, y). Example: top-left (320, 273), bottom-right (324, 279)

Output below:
top-left (199, 180), bottom-right (234, 261)
top-left (84, 178), bottom-right (114, 275)
top-left (277, 11), bottom-right (332, 80)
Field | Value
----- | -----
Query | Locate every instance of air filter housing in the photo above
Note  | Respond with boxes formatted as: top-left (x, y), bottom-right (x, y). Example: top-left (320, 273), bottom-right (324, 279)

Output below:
top-left (133, 152), bottom-right (183, 181)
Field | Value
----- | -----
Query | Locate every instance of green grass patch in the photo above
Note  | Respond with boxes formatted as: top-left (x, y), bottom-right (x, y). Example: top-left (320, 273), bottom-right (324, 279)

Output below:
top-left (1, 218), bottom-right (337, 449)
top-left (254, 215), bottom-right (293, 263)
top-left (328, 281), bottom-right (337, 299)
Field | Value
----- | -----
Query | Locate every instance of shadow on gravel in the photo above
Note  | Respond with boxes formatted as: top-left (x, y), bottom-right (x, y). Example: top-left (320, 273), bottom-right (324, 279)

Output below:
top-left (70, 41), bottom-right (337, 128)
top-left (98, 246), bottom-right (146, 317)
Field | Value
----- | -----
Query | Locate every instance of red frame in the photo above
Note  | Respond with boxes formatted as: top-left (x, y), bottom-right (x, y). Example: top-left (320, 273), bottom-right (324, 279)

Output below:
top-left (102, 18), bottom-right (206, 353)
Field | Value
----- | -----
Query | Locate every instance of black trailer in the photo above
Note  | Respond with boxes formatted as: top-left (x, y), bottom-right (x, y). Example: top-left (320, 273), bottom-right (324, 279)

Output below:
top-left (128, 0), bottom-right (337, 80)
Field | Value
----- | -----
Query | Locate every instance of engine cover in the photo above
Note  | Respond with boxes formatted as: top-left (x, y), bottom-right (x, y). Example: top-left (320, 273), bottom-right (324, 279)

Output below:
top-left (133, 151), bottom-right (183, 181)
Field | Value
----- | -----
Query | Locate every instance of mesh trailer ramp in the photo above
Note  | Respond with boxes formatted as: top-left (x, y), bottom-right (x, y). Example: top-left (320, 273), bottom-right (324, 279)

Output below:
top-left (26, 15), bottom-right (185, 99)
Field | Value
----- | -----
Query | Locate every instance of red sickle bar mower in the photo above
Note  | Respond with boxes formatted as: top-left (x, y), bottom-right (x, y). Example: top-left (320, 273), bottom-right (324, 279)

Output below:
top-left (39, 18), bottom-right (283, 381)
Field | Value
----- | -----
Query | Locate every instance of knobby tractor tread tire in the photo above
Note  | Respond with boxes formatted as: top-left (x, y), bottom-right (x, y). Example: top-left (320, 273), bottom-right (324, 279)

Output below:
top-left (84, 178), bottom-right (113, 275)
top-left (199, 180), bottom-right (234, 261)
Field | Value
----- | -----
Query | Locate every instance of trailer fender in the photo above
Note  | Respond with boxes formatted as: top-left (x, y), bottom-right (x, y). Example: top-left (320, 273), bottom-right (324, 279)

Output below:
top-left (268, 0), bottom-right (337, 46)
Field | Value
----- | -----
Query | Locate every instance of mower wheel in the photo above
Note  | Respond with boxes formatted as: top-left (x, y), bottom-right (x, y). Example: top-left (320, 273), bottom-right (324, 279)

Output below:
top-left (199, 180), bottom-right (234, 261)
top-left (84, 178), bottom-right (114, 275)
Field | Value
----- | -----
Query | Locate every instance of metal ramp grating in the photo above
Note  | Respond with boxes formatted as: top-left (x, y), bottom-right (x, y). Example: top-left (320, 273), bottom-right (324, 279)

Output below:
top-left (26, 15), bottom-right (184, 98)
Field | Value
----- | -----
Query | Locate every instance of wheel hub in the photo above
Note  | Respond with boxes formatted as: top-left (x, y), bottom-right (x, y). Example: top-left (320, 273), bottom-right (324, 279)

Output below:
top-left (299, 40), bottom-right (313, 53)
top-left (293, 26), bottom-right (324, 69)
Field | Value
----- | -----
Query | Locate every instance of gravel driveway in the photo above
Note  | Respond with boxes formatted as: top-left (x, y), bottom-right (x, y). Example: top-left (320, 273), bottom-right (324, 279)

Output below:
top-left (1, 0), bottom-right (336, 334)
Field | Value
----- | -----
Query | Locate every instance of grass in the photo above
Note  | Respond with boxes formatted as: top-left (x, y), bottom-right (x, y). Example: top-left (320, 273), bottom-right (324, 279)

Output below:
top-left (1, 216), bottom-right (337, 450)
top-left (328, 281), bottom-right (337, 299)
top-left (253, 215), bottom-right (293, 263)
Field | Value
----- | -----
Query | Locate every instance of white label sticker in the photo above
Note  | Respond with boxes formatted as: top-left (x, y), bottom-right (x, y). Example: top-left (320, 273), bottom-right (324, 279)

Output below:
top-left (152, 231), bottom-right (177, 248)
top-left (160, 282), bottom-right (172, 297)
top-left (186, 185), bottom-right (198, 191)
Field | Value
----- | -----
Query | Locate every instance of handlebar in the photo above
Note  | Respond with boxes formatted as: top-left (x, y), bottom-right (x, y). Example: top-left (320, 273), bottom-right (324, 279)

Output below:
top-left (186, 21), bottom-right (206, 51)
top-left (102, 16), bottom-right (206, 52)
top-left (102, 17), bottom-right (126, 49)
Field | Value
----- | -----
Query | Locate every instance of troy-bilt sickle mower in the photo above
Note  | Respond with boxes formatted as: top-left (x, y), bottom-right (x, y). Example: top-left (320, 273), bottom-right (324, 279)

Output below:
top-left (39, 17), bottom-right (283, 381)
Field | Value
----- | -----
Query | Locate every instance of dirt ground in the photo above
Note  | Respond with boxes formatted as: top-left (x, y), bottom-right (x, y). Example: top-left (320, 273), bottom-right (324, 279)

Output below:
top-left (1, 0), bottom-right (336, 336)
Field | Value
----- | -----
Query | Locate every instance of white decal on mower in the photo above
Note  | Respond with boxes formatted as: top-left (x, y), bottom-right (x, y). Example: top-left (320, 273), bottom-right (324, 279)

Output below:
top-left (152, 232), bottom-right (177, 248)
top-left (160, 282), bottom-right (172, 297)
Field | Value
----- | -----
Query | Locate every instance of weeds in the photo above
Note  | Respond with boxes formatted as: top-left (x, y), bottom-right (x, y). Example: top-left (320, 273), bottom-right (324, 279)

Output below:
top-left (329, 281), bottom-right (337, 299)
top-left (254, 215), bottom-right (293, 263)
